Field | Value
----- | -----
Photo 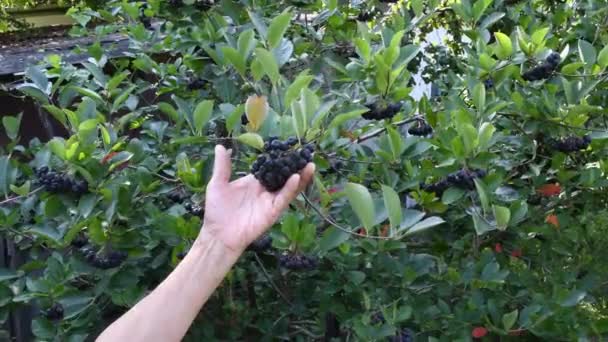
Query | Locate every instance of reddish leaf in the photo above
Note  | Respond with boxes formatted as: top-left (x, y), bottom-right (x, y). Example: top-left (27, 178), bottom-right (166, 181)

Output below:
top-left (537, 183), bottom-right (561, 197)
top-left (472, 327), bottom-right (488, 339)
top-left (511, 249), bottom-right (522, 258)
top-left (546, 214), bottom-right (559, 228)
top-left (101, 151), bottom-right (119, 165)
top-left (494, 243), bottom-right (503, 253)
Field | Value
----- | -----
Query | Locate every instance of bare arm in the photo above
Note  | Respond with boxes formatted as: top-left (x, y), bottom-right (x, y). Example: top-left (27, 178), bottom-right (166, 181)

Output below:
top-left (96, 145), bottom-right (315, 342)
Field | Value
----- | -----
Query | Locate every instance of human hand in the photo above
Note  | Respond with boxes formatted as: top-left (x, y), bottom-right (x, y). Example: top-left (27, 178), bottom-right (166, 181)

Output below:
top-left (199, 145), bottom-right (315, 254)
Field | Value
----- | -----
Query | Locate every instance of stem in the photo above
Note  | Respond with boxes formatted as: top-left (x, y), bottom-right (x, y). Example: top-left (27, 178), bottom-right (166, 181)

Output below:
top-left (300, 193), bottom-right (393, 240)
top-left (252, 253), bottom-right (293, 307)
top-left (354, 115), bottom-right (423, 144)
top-left (0, 187), bottom-right (44, 205)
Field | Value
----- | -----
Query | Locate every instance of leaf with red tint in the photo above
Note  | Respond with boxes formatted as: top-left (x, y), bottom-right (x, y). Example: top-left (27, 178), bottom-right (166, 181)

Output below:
top-left (537, 183), bottom-right (561, 197)
top-left (545, 214), bottom-right (559, 228)
top-left (494, 243), bottom-right (503, 253)
top-left (472, 327), bottom-right (488, 339)
top-left (357, 227), bottom-right (367, 236)
top-left (101, 151), bottom-right (119, 165)
top-left (511, 249), bottom-right (522, 258)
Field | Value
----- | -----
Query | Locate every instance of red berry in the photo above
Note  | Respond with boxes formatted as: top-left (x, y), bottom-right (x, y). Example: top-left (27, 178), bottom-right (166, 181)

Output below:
top-left (494, 243), bottom-right (503, 253)
top-left (472, 326), bottom-right (488, 339)
top-left (511, 249), bottom-right (522, 258)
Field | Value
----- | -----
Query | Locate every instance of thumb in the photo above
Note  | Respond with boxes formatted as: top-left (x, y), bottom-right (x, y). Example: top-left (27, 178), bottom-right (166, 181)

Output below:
top-left (272, 174), bottom-right (301, 213)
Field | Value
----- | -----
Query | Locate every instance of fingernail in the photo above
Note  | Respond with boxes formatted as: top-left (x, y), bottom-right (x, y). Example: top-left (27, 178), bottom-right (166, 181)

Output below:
top-left (227, 149), bottom-right (233, 155)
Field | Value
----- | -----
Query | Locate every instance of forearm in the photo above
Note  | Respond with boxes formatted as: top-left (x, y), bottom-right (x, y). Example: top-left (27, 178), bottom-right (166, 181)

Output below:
top-left (96, 228), bottom-right (242, 342)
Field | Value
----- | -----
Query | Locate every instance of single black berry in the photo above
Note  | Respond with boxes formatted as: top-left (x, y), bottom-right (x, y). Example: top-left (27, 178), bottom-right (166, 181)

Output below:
top-left (187, 79), bottom-right (206, 90)
top-left (45, 303), bottom-right (64, 321)
top-left (484, 79), bottom-right (494, 89)
top-left (546, 52), bottom-right (561, 67)
top-left (357, 11), bottom-right (374, 21)
top-left (390, 328), bottom-right (415, 342)
top-left (70, 233), bottom-right (88, 248)
top-left (241, 114), bottom-right (249, 126)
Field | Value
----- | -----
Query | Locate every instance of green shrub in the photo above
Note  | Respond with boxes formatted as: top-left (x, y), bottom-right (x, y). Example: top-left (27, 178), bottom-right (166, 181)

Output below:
top-left (1, 0), bottom-right (608, 340)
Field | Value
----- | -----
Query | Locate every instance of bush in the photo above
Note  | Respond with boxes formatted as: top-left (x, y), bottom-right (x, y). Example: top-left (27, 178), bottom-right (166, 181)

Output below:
top-left (1, 0), bottom-right (608, 340)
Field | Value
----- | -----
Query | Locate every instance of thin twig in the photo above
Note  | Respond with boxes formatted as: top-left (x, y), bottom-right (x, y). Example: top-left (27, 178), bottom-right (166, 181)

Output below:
top-left (0, 187), bottom-right (44, 206)
top-left (300, 193), bottom-right (393, 240)
top-left (497, 112), bottom-right (608, 133)
top-left (253, 253), bottom-right (293, 307)
top-left (354, 115), bottom-right (423, 144)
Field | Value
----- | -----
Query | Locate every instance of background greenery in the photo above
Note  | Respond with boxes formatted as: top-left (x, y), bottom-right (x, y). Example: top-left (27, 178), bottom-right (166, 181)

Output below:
top-left (1, 0), bottom-right (608, 340)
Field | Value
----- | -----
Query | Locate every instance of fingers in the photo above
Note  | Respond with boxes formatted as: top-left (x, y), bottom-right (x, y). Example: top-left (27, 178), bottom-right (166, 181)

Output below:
top-left (210, 145), bottom-right (232, 185)
top-left (272, 173), bottom-right (301, 212)
top-left (297, 163), bottom-right (315, 193)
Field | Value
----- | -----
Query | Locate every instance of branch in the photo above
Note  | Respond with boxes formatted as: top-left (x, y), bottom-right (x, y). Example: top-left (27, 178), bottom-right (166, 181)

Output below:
top-left (497, 112), bottom-right (608, 133)
top-left (300, 193), bottom-right (393, 240)
top-left (0, 187), bottom-right (44, 205)
top-left (252, 253), bottom-right (293, 307)
top-left (354, 115), bottom-right (423, 144)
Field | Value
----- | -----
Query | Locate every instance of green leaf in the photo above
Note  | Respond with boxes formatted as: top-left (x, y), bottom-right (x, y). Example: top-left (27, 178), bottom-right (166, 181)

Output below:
top-left (561, 290), bottom-right (586, 307)
top-left (48, 138), bottom-right (66, 160)
top-left (267, 10), bottom-right (291, 48)
top-left (530, 27), bottom-right (550, 46)
top-left (472, 0), bottom-right (492, 22)
top-left (387, 126), bottom-right (403, 160)
top-left (237, 133), bottom-right (264, 150)
top-left (354, 38), bottom-right (371, 62)
top-left (578, 40), bottom-right (596, 66)
top-left (10, 181), bottom-right (30, 196)
top-left (493, 205), bottom-right (511, 231)
top-left (221, 46), bottom-right (247, 76)
top-left (459, 123), bottom-right (479, 155)
top-left (597, 45), bottom-right (608, 69)
top-left (442, 188), bottom-right (466, 204)
top-left (68, 86), bottom-right (104, 104)
top-left (2, 113), bottom-right (21, 141)
top-left (281, 213), bottom-right (299, 242)
top-left (25, 66), bottom-right (49, 94)
top-left (478, 122), bottom-right (496, 150)
top-left (319, 227), bottom-right (350, 252)
top-left (255, 48), bottom-right (280, 84)
top-left (473, 82), bottom-right (486, 113)
top-left (480, 12), bottom-right (505, 30)
top-left (43, 105), bottom-right (68, 128)
top-left (404, 216), bottom-right (445, 236)
top-left (0, 156), bottom-right (10, 197)
top-left (247, 9), bottom-right (267, 39)
top-left (344, 183), bottom-right (376, 231)
top-left (494, 32), bottom-right (513, 59)
top-left (381, 185), bottom-right (402, 232)
top-left (158, 102), bottom-right (179, 122)
top-left (0, 268), bottom-right (20, 282)
top-left (474, 178), bottom-right (490, 213)
top-left (291, 100), bottom-right (307, 140)
top-left (193, 100), bottom-right (214, 136)
top-left (284, 71), bottom-right (314, 109)
top-left (502, 310), bottom-right (518, 331)
top-left (328, 108), bottom-right (368, 129)
top-left (237, 29), bottom-right (257, 59)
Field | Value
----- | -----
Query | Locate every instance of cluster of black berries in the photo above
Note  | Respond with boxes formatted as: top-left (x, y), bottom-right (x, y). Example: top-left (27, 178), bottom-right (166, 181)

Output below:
top-left (167, 190), bottom-right (187, 203)
top-left (79, 245), bottom-right (128, 270)
top-left (550, 135), bottom-right (591, 153)
top-left (278, 253), bottom-right (318, 271)
top-left (168, 0), bottom-right (183, 7)
top-left (408, 120), bottom-right (433, 136)
top-left (522, 52), bottom-right (561, 81)
top-left (247, 234), bottom-right (273, 252)
top-left (423, 169), bottom-right (487, 195)
top-left (35, 167), bottom-right (88, 195)
top-left (363, 102), bottom-right (403, 120)
top-left (251, 137), bottom-right (314, 192)
top-left (357, 11), bottom-right (375, 21)
top-left (187, 79), bottom-right (206, 90)
top-left (45, 303), bottom-right (64, 321)
top-left (484, 79), bottom-right (494, 89)
top-left (390, 328), bottom-right (415, 342)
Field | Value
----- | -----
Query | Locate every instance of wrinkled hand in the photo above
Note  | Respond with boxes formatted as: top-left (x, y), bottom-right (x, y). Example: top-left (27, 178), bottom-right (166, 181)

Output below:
top-left (199, 145), bottom-right (315, 253)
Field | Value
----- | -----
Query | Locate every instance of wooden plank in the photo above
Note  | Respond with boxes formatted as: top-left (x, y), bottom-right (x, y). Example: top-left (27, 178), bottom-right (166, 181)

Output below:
top-left (0, 33), bottom-right (131, 76)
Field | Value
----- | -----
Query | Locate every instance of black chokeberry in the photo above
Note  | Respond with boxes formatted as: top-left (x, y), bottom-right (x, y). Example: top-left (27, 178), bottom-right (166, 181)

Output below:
top-left (522, 53), bottom-right (560, 81)
top-left (241, 114), bottom-right (249, 126)
top-left (187, 79), bottom-right (206, 90)
top-left (357, 11), bottom-right (374, 21)
top-left (252, 138), bottom-right (314, 192)
top-left (422, 168), bottom-right (486, 196)
top-left (36, 169), bottom-right (88, 195)
top-left (484, 79), bottom-right (494, 89)
top-left (45, 303), bottom-right (64, 321)
top-left (278, 253), bottom-right (318, 271)
top-left (247, 235), bottom-right (273, 252)
top-left (362, 102), bottom-right (402, 120)
top-left (70, 233), bottom-right (88, 248)
top-left (408, 120), bottom-right (433, 136)
top-left (550, 135), bottom-right (591, 152)
top-left (390, 328), bottom-right (415, 342)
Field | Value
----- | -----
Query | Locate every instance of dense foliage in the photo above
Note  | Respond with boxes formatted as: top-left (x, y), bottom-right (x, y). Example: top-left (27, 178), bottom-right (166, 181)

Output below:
top-left (2, 0), bottom-right (608, 340)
